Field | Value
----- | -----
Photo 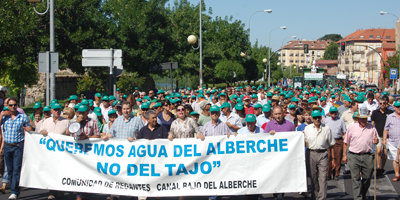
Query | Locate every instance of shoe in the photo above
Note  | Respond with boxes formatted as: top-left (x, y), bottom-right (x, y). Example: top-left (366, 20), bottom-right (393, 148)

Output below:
top-left (343, 170), bottom-right (351, 174)
top-left (334, 176), bottom-right (339, 181)
top-left (8, 194), bottom-right (17, 200)
top-left (392, 176), bottom-right (400, 182)
top-left (0, 186), bottom-right (5, 194)
top-left (48, 195), bottom-right (56, 200)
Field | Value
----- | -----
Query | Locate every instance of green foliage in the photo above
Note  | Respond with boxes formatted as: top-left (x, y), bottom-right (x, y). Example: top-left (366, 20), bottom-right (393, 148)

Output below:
top-left (319, 34), bottom-right (342, 42)
top-left (116, 72), bottom-right (146, 93)
top-left (76, 74), bottom-right (105, 94)
top-left (385, 51), bottom-right (400, 80)
top-left (323, 42), bottom-right (339, 60)
top-left (215, 60), bottom-right (245, 82)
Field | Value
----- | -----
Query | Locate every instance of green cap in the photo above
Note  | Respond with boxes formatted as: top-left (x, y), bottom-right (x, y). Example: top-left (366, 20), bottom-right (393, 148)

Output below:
top-left (209, 105), bottom-right (220, 112)
top-left (182, 95), bottom-right (187, 99)
top-left (191, 95), bottom-right (196, 99)
top-left (108, 109), bottom-right (117, 115)
top-left (219, 93), bottom-right (227, 97)
top-left (394, 101), bottom-right (400, 107)
top-left (141, 102), bottom-right (150, 109)
top-left (33, 102), bottom-right (42, 109)
top-left (3, 106), bottom-right (9, 111)
top-left (320, 97), bottom-right (327, 101)
top-left (353, 111), bottom-right (359, 118)
top-left (245, 114), bottom-right (256, 123)
top-left (288, 104), bottom-right (297, 109)
top-left (235, 103), bottom-right (244, 111)
top-left (190, 111), bottom-right (199, 116)
top-left (344, 97), bottom-right (352, 102)
top-left (43, 106), bottom-right (51, 112)
top-left (254, 104), bottom-right (262, 109)
top-left (109, 95), bottom-right (116, 101)
top-left (117, 88), bottom-right (120, 91)
top-left (267, 92), bottom-right (273, 97)
top-left (291, 97), bottom-right (299, 102)
top-left (329, 106), bottom-right (338, 112)
top-left (220, 102), bottom-right (231, 109)
top-left (137, 98), bottom-right (142, 102)
top-left (153, 102), bottom-right (162, 108)
top-left (74, 103), bottom-right (81, 109)
top-left (102, 96), bottom-right (109, 101)
top-left (122, 94), bottom-right (128, 98)
top-left (262, 104), bottom-right (271, 112)
top-left (51, 99), bottom-right (58, 104)
top-left (251, 94), bottom-right (258, 99)
top-left (134, 87), bottom-right (139, 90)
top-left (95, 93), bottom-right (102, 98)
top-left (51, 103), bottom-right (62, 110)
top-left (355, 95), bottom-right (364, 103)
top-left (311, 110), bottom-right (322, 117)
top-left (77, 105), bottom-right (88, 112)
top-left (143, 96), bottom-right (151, 100)
top-left (69, 95), bottom-right (78, 101)
top-left (93, 107), bottom-right (102, 116)
top-left (80, 99), bottom-right (89, 105)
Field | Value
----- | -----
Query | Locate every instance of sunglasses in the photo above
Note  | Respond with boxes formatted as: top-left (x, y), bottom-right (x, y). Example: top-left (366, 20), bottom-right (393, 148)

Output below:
top-left (8, 104), bottom-right (17, 107)
top-left (176, 109), bottom-right (185, 112)
top-left (313, 117), bottom-right (322, 120)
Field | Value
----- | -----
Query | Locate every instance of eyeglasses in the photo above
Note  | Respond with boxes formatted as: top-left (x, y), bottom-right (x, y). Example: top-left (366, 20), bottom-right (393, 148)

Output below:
top-left (313, 117), bottom-right (322, 120)
top-left (379, 102), bottom-right (387, 105)
top-left (176, 109), bottom-right (185, 112)
top-left (8, 104), bottom-right (17, 107)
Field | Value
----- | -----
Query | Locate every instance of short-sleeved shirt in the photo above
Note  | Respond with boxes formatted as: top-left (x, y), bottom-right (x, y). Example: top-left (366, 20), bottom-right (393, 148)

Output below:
top-left (264, 119), bottom-right (295, 133)
top-left (384, 113), bottom-right (400, 147)
top-left (371, 108), bottom-right (393, 137)
top-left (256, 115), bottom-right (269, 128)
top-left (41, 116), bottom-right (70, 135)
top-left (110, 115), bottom-right (137, 139)
top-left (198, 114), bottom-right (211, 126)
top-left (100, 105), bottom-right (112, 123)
top-left (323, 116), bottom-right (347, 139)
top-left (201, 120), bottom-right (231, 136)
top-left (341, 109), bottom-right (354, 128)
top-left (136, 124), bottom-right (169, 140)
top-left (344, 123), bottom-right (378, 154)
top-left (296, 123), bottom-right (308, 131)
top-left (304, 124), bottom-right (335, 150)
top-left (1, 112), bottom-right (31, 144)
top-left (237, 126), bottom-right (261, 134)
top-left (220, 112), bottom-right (242, 132)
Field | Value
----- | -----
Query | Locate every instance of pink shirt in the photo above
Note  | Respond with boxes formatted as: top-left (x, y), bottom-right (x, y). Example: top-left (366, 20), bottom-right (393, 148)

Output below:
top-left (344, 123), bottom-right (378, 154)
top-left (42, 116), bottom-right (70, 135)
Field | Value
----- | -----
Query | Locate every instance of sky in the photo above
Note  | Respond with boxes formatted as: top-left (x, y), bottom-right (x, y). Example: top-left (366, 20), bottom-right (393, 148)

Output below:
top-left (167, 0), bottom-right (400, 51)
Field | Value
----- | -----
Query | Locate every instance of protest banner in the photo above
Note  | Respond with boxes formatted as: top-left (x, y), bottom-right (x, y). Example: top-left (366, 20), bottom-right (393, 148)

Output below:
top-left (20, 132), bottom-right (307, 197)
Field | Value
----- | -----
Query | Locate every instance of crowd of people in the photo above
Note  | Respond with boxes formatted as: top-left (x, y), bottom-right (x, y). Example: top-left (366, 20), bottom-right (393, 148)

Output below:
top-left (0, 84), bottom-right (399, 200)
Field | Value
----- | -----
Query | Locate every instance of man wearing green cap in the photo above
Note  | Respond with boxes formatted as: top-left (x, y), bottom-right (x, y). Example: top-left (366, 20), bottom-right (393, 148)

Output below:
top-left (67, 105), bottom-right (100, 140)
top-left (100, 96), bottom-right (113, 123)
top-left (67, 95), bottom-right (78, 109)
top-left (107, 101), bottom-right (137, 142)
top-left (40, 103), bottom-right (70, 136)
top-left (361, 93), bottom-right (378, 122)
top-left (323, 106), bottom-right (347, 180)
top-left (237, 114), bottom-right (261, 134)
top-left (220, 102), bottom-right (242, 132)
top-left (30, 102), bottom-right (42, 123)
top-left (343, 107), bottom-right (378, 200)
top-left (304, 109), bottom-right (335, 200)
top-left (201, 105), bottom-right (230, 136)
top-left (256, 104), bottom-right (271, 128)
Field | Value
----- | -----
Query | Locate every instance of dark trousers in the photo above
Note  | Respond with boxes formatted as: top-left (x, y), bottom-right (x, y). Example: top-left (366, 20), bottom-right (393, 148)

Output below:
top-left (328, 138), bottom-right (343, 178)
top-left (348, 152), bottom-right (374, 200)
top-left (4, 142), bottom-right (24, 195)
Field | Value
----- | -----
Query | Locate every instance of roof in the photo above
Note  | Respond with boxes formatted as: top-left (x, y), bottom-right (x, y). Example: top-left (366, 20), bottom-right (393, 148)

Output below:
top-left (315, 60), bottom-right (338, 65)
top-left (281, 40), bottom-right (331, 50)
top-left (338, 28), bottom-right (395, 43)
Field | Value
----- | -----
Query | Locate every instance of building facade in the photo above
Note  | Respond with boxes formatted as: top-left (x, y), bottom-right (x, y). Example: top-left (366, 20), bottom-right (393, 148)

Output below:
top-left (337, 28), bottom-right (395, 86)
top-left (279, 40), bottom-right (331, 69)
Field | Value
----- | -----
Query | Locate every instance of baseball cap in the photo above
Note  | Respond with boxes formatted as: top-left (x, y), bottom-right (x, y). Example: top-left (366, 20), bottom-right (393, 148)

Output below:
top-left (288, 104), bottom-right (297, 109)
top-left (43, 106), bottom-right (51, 112)
top-left (141, 102), bottom-right (150, 109)
top-left (329, 106), bottom-right (338, 113)
top-left (262, 104), bottom-right (271, 112)
top-left (235, 103), bottom-right (244, 111)
top-left (51, 103), bottom-right (62, 110)
top-left (254, 104), bottom-right (262, 109)
top-left (311, 110), bottom-right (322, 118)
top-left (209, 105), bottom-right (220, 112)
top-left (33, 102), bottom-right (42, 109)
top-left (108, 109), bottom-right (117, 115)
top-left (94, 107), bottom-right (102, 116)
top-left (77, 105), bottom-right (88, 112)
top-left (102, 96), bottom-right (109, 101)
top-left (245, 114), bottom-right (256, 123)
top-left (220, 102), bottom-right (231, 109)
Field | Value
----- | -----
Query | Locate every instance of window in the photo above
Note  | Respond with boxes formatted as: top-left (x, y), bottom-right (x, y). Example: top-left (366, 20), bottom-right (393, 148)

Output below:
top-left (369, 35), bottom-right (374, 38)
top-left (386, 36), bottom-right (391, 39)
top-left (360, 35), bottom-right (364, 39)
top-left (376, 35), bottom-right (381, 39)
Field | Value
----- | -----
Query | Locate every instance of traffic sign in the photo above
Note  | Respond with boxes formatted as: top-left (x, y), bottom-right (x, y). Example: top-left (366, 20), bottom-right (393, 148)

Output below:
top-left (82, 57), bottom-right (122, 67)
top-left (82, 49), bottom-right (122, 58)
top-left (390, 68), bottom-right (397, 80)
top-left (38, 52), bottom-right (59, 73)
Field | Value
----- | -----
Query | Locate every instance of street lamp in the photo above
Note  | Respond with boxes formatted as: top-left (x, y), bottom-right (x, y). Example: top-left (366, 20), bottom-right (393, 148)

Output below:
top-left (268, 26), bottom-right (287, 87)
top-left (29, 0), bottom-right (55, 106)
top-left (248, 9), bottom-right (272, 32)
top-left (187, 0), bottom-right (203, 88)
top-left (262, 58), bottom-right (268, 83)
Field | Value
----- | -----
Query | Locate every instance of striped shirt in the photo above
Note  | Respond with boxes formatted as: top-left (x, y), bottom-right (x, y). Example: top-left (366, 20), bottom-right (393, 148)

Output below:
top-left (2, 112), bottom-right (31, 143)
top-left (201, 120), bottom-right (231, 136)
top-left (75, 118), bottom-right (99, 137)
top-left (384, 113), bottom-right (400, 147)
top-left (219, 112), bottom-right (242, 132)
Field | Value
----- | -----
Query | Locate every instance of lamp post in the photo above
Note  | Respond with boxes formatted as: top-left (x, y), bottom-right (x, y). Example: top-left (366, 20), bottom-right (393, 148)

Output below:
top-left (29, 0), bottom-right (55, 106)
top-left (248, 9), bottom-right (272, 33)
top-left (187, 0), bottom-right (203, 88)
top-left (263, 58), bottom-right (268, 84)
top-left (268, 26), bottom-right (287, 87)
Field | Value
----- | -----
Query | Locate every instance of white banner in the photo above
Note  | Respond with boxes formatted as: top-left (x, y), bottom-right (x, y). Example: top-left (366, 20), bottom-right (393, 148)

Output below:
top-left (304, 73), bottom-right (323, 80)
top-left (20, 132), bottom-right (307, 197)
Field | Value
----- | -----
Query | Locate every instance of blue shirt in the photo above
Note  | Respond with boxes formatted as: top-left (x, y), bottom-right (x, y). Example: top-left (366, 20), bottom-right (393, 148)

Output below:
top-left (2, 112), bottom-right (31, 143)
top-left (296, 123), bottom-right (307, 131)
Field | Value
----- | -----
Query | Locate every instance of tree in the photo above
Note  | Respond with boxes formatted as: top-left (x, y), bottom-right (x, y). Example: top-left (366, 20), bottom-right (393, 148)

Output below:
top-left (323, 42), bottom-right (339, 60)
top-left (117, 72), bottom-right (146, 93)
top-left (215, 60), bottom-right (245, 83)
top-left (319, 34), bottom-right (342, 42)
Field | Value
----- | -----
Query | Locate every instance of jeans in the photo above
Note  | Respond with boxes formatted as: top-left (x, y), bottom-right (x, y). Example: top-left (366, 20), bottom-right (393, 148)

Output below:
top-left (4, 142), bottom-right (24, 195)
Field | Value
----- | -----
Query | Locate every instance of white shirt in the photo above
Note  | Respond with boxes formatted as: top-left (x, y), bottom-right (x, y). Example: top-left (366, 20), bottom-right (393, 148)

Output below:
top-left (237, 126), bottom-right (261, 134)
top-left (219, 112), bottom-right (243, 132)
top-left (304, 124), bottom-right (335, 150)
top-left (256, 115), bottom-right (269, 127)
top-left (362, 101), bottom-right (378, 121)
